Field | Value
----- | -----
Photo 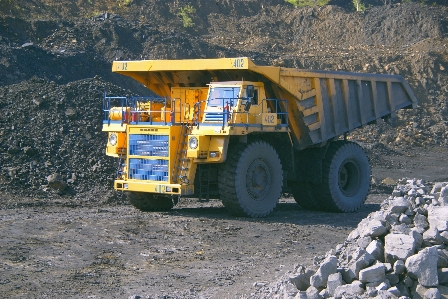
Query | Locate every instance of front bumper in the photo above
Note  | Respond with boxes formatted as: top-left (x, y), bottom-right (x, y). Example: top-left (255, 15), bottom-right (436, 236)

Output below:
top-left (114, 180), bottom-right (194, 195)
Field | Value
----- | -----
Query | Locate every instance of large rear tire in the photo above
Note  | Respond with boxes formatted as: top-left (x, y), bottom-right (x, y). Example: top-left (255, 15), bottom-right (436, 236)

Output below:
top-left (316, 141), bottom-right (370, 212)
top-left (126, 192), bottom-right (174, 212)
top-left (218, 141), bottom-right (283, 217)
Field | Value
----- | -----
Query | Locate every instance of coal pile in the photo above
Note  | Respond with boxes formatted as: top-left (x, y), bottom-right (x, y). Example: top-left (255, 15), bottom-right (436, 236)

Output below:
top-left (0, 76), bottom-right (129, 200)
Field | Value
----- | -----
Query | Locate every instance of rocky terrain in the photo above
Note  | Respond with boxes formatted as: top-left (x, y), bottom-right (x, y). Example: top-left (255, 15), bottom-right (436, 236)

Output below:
top-left (0, 0), bottom-right (447, 298)
top-left (250, 179), bottom-right (448, 299)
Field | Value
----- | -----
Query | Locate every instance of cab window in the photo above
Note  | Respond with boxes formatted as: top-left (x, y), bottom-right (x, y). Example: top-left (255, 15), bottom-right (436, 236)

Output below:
top-left (208, 87), bottom-right (240, 107)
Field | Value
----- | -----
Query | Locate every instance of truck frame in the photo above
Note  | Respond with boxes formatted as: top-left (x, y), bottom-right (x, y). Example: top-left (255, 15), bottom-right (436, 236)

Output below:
top-left (102, 57), bottom-right (417, 217)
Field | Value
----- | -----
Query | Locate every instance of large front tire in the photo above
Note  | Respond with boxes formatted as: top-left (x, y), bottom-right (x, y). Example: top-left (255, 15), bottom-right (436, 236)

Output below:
top-left (219, 141), bottom-right (283, 217)
top-left (126, 192), bottom-right (174, 212)
top-left (316, 141), bottom-right (370, 212)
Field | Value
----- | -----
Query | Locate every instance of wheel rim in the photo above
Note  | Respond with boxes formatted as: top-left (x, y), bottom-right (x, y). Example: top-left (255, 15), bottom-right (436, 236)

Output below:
top-left (338, 158), bottom-right (361, 197)
top-left (246, 159), bottom-right (271, 201)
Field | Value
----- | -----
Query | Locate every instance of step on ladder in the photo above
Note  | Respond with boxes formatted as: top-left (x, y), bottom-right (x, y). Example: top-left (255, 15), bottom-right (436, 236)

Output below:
top-left (173, 124), bottom-right (191, 184)
top-left (116, 148), bottom-right (126, 179)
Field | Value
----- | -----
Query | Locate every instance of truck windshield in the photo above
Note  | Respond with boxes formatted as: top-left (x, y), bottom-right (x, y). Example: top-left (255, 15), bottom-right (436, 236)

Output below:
top-left (207, 87), bottom-right (240, 107)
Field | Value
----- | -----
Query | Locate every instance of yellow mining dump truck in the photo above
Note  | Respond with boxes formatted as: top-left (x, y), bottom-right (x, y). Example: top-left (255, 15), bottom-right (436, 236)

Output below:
top-left (102, 57), bottom-right (417, 217)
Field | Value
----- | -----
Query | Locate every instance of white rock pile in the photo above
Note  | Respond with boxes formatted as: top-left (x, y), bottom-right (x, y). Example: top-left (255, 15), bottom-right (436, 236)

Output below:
top-left (257, 179), bottom-right (448, 299)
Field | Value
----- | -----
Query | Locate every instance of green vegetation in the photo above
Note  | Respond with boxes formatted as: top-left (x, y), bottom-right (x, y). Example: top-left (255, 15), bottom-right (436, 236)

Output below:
top-left (285, 0), bottom-right (330, 7)
top-left (401, 0), bottom-right (439, 4)
top-left (178, 4), bottom-right (196, 28)
top-left (352, 0), bottom-right (366, 11)
top-left (116, 0), bottom-right (132, 7)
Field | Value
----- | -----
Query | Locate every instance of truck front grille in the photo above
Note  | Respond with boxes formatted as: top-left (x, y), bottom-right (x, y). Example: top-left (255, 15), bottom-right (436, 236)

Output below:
top-left (128, 158), bottom-right (168, 181)
top-left (129, 134), bottom-right (169, 156)
top-left (128, 134), bottom-right (169, 181)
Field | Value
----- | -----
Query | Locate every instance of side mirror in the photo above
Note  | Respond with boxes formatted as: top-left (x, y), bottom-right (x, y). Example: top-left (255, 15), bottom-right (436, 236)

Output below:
top-left (244, 101), bottom-right (252, 112)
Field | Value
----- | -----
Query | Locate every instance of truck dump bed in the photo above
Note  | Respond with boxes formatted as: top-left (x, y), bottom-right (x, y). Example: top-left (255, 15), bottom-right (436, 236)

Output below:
top-left (113, 57), bottom-right (417, 148)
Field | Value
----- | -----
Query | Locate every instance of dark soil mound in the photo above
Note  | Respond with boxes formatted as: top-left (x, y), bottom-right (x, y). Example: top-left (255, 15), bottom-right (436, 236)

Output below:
top-left (0, 76), bottom-right (127, 198)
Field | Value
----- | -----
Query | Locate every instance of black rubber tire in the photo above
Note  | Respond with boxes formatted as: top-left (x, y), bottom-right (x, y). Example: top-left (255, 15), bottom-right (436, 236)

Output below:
top-left (126, 192), bottom-right (174, 212)
top-left (291, 181), bottom-right (321, 210)
top-left (218, 141), bottom-right (283, 217)
top-left (316, 141), bottom-right (370, 212)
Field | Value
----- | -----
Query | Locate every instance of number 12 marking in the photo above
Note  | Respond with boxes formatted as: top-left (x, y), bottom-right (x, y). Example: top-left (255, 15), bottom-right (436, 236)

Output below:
top-left (264, 114), bottom-right (274, 123)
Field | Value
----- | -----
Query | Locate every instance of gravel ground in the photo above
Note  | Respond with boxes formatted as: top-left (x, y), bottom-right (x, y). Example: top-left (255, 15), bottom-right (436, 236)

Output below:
top-left (0, 193), bottom-right (385, 298)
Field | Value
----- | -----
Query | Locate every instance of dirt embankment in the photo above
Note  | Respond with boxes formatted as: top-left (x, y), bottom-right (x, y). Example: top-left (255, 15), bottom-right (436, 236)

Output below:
top-left (1, 2), bottom-right (447, 198)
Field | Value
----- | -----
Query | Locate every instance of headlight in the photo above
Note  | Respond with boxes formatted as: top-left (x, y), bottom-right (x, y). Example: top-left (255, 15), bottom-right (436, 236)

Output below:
top-left (189, 136), bottom-right (198, 149)
top-left (109, 133), bottom-right (118, 146)
top-left (209, 151), bottom-right (219, 158)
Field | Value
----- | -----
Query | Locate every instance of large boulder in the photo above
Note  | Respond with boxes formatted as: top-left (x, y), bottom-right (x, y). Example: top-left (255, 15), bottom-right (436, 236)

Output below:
top-left (366, 239), bottom-right (385, 262)
top-left (405, 246), bottom-right (439, 287)
top-left (341, 250), bottom-right (375, 283)
top-left (310, 255), bottom-right (337, 289)
top-left (384, 233), bottom-right (417, 263)
top-left (428, 206), bottom-right (448, 232)
top-left (46, 173), bottom-right (67, 192)
top-left (359, 263), bottom-right (386, 284)
top-left (326, 272), bottom-right (343, 297)
top-left (289, 265), bottom-right (314, 291)
top-left (334, 281), bottom-right (364, 299)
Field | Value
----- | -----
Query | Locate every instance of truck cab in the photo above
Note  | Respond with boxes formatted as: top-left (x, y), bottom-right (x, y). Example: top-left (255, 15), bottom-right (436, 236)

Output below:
top-left (201, 81), bottom-right (281, 126)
